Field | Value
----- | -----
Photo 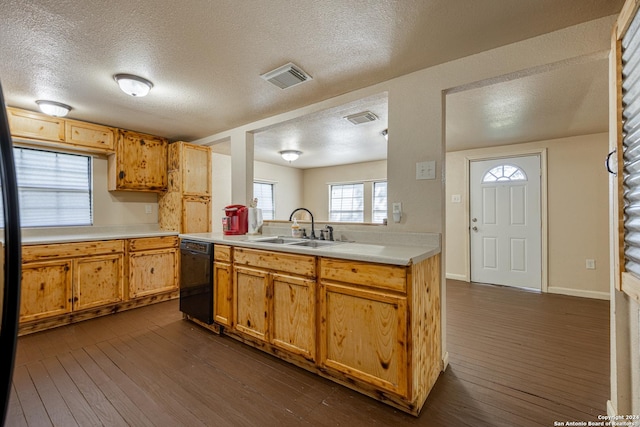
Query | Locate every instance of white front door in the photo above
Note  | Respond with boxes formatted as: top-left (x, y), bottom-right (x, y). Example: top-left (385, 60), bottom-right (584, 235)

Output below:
top-left (470, 155), bottom-right (541, 289)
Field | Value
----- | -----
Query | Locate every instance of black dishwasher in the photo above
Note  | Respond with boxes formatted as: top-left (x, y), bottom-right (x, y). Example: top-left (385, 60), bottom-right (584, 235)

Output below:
top-left (179, 240), bottom-right (214, 324)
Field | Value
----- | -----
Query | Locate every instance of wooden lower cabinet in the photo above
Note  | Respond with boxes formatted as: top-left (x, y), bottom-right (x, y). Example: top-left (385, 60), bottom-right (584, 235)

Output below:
top-left (20, 259), bottom-right (72, 322)
top-left (74, 254), bottom-right (124, 310)
top-left (128, 237), bottom-right (179, 299)
top-left (213, 245), bottom-right (233, 327)
top-left (272, 273), bottom-right (316, 360)
top-left (319, 282), bottom-right (408, 396)
top-left (232, 247), bottom-right (317, 361)
top-left (234, 266), bottom-right (269, 341)
top-left (20, 236), bottom-right (179, 334)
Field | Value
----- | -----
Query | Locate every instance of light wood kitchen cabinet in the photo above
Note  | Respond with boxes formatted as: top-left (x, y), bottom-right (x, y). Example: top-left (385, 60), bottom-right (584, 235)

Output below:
top-left (159, 141), bottom-right (211, 233)
top-left (7, 107), bottom-right (65, 143)
top-left (232, 247), bottom-right (317, 360)
top-left (108, 130), bottom-right (168, 192)
top-left (64, 119), bottom-right (116, 153)
top-left (73, 254), bottom-right (124, 311)
top-left (20, 240), bottom-right (125, 323)
top-left (20, 259), bottom-right (72, 322)
top-left (7, 107), bottom-right (116, 154)
top-left (213, 245), bottom-right (233, 327)
top-left (128, 236), bottom-right (179, 298)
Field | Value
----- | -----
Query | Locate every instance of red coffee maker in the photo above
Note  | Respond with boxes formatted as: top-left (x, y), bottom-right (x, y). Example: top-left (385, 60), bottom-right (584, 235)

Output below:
top-left (222, 204), bottom-right (248, 235)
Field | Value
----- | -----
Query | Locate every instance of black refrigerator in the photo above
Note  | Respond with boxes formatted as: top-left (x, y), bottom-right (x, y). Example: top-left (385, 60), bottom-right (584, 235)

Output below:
top-left (0, 82), bottom-right (23, 427)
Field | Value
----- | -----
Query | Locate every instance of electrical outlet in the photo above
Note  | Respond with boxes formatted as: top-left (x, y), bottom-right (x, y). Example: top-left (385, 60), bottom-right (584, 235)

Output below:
top-left (451, 194), bottom-right (461, 203)
top-left (586, 259), bottom-right (596, 270)
top-left (145, 204), bottom-right (153, 214)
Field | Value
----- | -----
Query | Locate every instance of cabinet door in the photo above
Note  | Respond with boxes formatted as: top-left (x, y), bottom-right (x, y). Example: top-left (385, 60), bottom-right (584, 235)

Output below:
top-left (319, 282), bottom-right (408, 397)
top-left (113, 130), bottom-right (167, 191)
top-left (183, 144), bottom-right (211, 196)
top-left (74, 254), bottom-right (124, 311)
top-left (234, 266), bottom-right (269, 341)
top-left (213, 261), bottom-right (233, 327)
top-left (129, 248), bottom-right (178, 298)
top-left (271, 273), bottom-right (316, 361)
top-left (7, 107), bottom-right (65, 142)
top-left (65, 119), bottom-right (115, 152)
top-left (20, 260), bottom-right (72, 322)
top-left (182, 196), bottom-right (211, 233)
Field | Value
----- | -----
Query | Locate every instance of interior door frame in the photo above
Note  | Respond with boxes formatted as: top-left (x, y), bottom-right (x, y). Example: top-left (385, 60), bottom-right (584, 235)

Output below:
top-left (464, 148), bottom-right (549, 292)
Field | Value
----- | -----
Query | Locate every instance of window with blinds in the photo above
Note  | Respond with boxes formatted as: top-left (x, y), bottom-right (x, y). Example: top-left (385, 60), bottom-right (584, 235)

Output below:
top-left (330, 183), bottom-right (364, 222)
top-left (372, 181), bottom-right (387, 224)
top-left (0, 147), bottom-right (92, 227)
top-left (253, 181), bottom-right (275, 220)
top-left (622, 8), bottom-right (640, 279)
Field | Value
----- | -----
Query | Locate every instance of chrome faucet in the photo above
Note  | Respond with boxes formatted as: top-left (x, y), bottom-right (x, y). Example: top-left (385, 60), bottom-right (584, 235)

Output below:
top-left (289, 208), bottom-right (316, 239)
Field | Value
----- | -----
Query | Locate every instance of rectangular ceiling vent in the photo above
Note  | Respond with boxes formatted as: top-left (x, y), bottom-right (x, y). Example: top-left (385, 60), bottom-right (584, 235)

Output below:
top-left (260, 62), bottom-right (312, 89)
top-left (344, 111), bottom-right (378, 125)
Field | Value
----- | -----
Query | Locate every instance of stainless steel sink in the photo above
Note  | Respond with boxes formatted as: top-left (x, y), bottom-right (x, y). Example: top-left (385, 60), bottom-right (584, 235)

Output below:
top-left (289, 240), bottom-right (340, 248)
top-left (255, 237), bottom-right (302, 244)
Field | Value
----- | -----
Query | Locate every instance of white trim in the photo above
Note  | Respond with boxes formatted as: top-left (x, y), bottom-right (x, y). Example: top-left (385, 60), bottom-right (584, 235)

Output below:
top-left (446, 272), bottom-right (468, 281)
top-left (547, 286), bottom-right (610, 300)
top-left (464, 148), bottom-right (549, 292)
top-left (607, 400), bottom-right (617, 418)
top-left (442, 351), bottom-right (449, 371)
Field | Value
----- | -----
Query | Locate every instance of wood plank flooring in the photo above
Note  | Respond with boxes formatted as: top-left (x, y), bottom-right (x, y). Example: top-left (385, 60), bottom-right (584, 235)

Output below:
top-left (5, 280), bottom-right (610, 426)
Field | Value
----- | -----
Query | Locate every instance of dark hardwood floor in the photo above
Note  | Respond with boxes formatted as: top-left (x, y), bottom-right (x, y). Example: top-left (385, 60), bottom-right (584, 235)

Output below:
top-left (5, 280), bottom-right (610, 426)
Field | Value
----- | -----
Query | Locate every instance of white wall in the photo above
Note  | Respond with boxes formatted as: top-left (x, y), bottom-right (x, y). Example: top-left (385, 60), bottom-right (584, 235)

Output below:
top-left (211, 152), bottom-right (303, 232)
top-left (446, 133), bottom-right (610, 299)
top-left (92, 156), bottom-right (159, 226)
top-left (302, 160), bottom-right (387, 222)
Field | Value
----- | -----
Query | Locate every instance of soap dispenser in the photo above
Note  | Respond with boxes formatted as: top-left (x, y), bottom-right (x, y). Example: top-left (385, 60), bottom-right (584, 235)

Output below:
top-left (291, 218), bottom-right (302, 237)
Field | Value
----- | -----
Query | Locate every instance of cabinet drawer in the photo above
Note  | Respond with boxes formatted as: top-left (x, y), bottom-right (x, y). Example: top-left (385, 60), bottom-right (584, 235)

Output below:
top-left (7, 107), bottom-right (65, 142)
top-left (23, 240), bottom-right (125, 262)
top-left (65, 119), bottom-right (115, 152)
top-left (320, 258), bottom-right (407, 293)
top-left (128, 236), bottom-right (179, 252)
top-left (234, 248), bottom-right (315, 278)
top-left (214, 245), bottom-right (232, 262)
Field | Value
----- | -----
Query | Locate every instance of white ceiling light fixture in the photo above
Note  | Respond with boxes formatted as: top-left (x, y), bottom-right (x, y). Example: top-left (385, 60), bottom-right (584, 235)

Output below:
top-left (36, 100), bottom-right (72, 117)
top-left (114, 74), bottom-right (153, 97)
top-left (261, 62), bottom-right (312, 89)
top-left (280, 150), bottom-right (302, 162)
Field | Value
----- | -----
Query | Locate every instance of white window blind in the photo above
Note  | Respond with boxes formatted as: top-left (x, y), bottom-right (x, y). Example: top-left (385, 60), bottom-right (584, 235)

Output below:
top-left (12, 147), bottom-right (92, 227)
top-left (622, 9), bottom-right (640, 278)
top-left (330, 183), bottom-right (364, 222)
top-left (253, 182), bottom-right (275, 220)
top-left (372, 181), bottom-right (387, 224)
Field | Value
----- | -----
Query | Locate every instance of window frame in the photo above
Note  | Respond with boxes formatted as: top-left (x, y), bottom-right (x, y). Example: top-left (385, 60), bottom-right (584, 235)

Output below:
top-left (372, 180), bottom-right (388, 224)
top-left (9, 145), bottom-right (93, 228)
top-left (329, 182), bottom-right (365, 223)
top-left (253, 181), bottom-right (276, 220)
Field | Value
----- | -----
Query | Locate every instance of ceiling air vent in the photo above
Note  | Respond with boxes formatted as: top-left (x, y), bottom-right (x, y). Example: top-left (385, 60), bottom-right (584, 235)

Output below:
top-left (344, 111), bottom-right (379, 125)
top-left (260, 62), bottom-right (312, 89)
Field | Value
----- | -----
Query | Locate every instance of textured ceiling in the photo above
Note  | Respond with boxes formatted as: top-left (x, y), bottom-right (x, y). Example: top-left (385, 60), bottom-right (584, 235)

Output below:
top-left (0, 0), bottom-right (624, 167)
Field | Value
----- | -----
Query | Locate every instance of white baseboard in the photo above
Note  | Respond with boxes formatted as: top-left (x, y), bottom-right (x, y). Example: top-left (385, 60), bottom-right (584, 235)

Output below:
top-left (547, 286), bottom-right (610, 300)
top-left (445, 273), bottom-right (468, 281)
top-left (442, 351), bottom-right (449, 371)
top-left (607, 400), bottom-right (617, 417)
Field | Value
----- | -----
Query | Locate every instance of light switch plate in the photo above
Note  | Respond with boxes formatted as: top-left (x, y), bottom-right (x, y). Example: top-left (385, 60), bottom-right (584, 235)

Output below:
top-left (416, 161), bottom-right (436, 180)
top-left (145, 204), bottom-right (153, 214)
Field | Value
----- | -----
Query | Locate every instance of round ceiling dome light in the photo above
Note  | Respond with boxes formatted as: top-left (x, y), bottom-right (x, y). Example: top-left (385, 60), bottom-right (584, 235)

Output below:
top-left (35, 100), bottom-right (72, 117)
top-left (114, 74), bottom-right (153, 97)
top-left (279, 150), bottom-right (302, 162)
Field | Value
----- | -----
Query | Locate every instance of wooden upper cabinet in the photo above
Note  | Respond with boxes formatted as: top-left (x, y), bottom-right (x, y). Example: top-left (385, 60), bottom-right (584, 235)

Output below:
top-left (109, 130), bottom-right (168, 192)
top-left (182, 143), bottom-right (211, 196)
top-left (64, 119), bottom-right (116, 153)
top-left (7, 107), bottom-right (65, 142)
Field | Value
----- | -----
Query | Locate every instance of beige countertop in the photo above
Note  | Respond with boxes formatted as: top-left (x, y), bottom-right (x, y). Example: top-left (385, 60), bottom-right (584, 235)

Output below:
top-left (20, 225), bottom-right (178, 245)
top-left (179, 232), bottom-right (440, 266)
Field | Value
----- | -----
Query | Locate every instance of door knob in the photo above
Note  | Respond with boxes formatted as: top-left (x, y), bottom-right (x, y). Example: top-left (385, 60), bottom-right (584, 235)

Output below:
top-left (472, 218), bottom-right (477, 222)
top-left (472, 226), bottom-right (478, 231)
